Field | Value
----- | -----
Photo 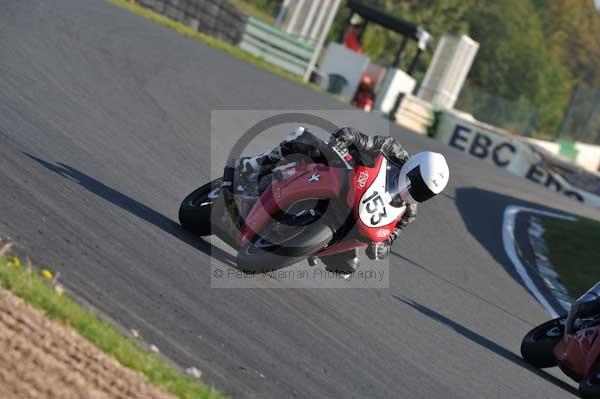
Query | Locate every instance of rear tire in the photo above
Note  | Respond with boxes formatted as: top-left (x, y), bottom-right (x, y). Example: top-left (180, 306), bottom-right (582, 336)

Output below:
top-left (179, 179), bottom-right (221, 236)
top-left (580, 361), bottom-right (600, 398)
top-left (520, 317), bottom-right (565, 368)
top-left (237, 220), bottom-right (333, 273)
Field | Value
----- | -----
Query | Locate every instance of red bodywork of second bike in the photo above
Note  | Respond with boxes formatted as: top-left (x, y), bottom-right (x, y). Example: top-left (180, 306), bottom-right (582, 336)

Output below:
top-left (237, 154), bottom-right (405, 256)
top-left (554, 324), bottom-right (600, 382)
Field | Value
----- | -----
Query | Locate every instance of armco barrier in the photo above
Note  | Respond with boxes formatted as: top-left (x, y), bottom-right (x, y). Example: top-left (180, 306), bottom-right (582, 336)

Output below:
top-left (238, 17), bottom-right (314, 76)
top-left (434, 110), bottom-right (600, 208)
top-left (136, 0), bottom-right (247, 45)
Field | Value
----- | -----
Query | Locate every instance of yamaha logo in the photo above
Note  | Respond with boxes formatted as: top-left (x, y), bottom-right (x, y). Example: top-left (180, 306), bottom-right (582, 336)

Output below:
top-left (357, 170), bottom-right (369, 189)
top-left (308, 173), bottom-right (320, 182)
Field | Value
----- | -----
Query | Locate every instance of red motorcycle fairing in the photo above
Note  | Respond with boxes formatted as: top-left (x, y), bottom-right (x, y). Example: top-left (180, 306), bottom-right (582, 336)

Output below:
top-left (237, 163), bottom-right (345, 247)
top-left (348, 155), bottom-right (406, 243)
top-left (554, 325), bottom-right (600, 381)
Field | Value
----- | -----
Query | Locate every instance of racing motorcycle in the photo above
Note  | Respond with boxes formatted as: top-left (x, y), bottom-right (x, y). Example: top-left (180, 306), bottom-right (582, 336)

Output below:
top-left (521, 283), bottom-right (600, 398)
top-left (178, 136), bottom-right (408, 272)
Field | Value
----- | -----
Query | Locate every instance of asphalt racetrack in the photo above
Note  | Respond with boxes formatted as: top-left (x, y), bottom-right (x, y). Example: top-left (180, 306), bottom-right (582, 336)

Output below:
top-left (1, 1), bottom-right (599, 398)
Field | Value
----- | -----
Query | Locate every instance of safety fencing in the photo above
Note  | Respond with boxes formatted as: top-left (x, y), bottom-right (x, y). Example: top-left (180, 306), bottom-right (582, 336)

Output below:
top-left (238, 17), bottom-right (315, 76)
top-left (136, 0), bottom-right (247, 45)
top-left (557, 84), bottom-right (600, 145)
top-left (455, 83), bottom-right (540, 137)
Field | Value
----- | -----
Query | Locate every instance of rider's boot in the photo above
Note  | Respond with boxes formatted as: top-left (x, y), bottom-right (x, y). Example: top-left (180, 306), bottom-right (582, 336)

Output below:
top-left (320, 249), bottom-right (360, 276)
top-left (238, 127), bottom-right (306, 178)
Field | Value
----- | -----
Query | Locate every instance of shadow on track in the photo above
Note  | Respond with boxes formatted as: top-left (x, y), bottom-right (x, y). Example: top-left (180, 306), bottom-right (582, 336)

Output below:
top-left (391, 251), bottom-right (534, 327)
top-left (394, 295), bottom-right (579, 396)
top-left (24, 153), bottom-right (237, 268)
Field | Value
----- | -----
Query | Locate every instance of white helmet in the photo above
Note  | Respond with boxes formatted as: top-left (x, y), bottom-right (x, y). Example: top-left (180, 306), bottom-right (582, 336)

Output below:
top-left (391, 152), bottom-right (449, 205)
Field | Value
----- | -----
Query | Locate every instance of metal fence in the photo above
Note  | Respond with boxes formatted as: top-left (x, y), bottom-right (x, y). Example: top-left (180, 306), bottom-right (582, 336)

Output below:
top-left (455, 83), bottom-right (539, 137)
top-left (137, 0), bottom-right (247, 45)
top-left (556, 84), bottom-right (600, 145)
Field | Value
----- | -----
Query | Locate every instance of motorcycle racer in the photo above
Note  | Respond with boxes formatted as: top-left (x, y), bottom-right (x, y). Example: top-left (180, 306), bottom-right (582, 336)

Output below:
top-left (568, 282), bottom-right (600, 332)
top-left (236, 126), bottom-right (449, 273)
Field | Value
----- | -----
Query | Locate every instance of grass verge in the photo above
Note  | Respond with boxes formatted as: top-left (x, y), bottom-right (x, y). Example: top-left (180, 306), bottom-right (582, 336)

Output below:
top-left (0, 249), bottom-right (226, 399)
top-left (108, 0), bottom-right (312, 88)
top-left (541, 216), bottom-right (600, 298)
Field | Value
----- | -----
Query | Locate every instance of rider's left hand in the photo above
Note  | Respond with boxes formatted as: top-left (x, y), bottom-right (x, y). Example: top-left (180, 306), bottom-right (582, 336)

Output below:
top-left (366, 241), bottom-right (391, 260)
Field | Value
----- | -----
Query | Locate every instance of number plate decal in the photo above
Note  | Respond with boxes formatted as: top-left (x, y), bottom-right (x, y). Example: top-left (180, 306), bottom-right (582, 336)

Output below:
top-left (358, 158), bottom-right (405, 227)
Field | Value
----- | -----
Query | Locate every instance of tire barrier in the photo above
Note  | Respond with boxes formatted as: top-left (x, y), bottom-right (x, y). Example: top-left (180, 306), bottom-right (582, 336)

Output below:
top-left (136, 0), bottom-right (247, 45)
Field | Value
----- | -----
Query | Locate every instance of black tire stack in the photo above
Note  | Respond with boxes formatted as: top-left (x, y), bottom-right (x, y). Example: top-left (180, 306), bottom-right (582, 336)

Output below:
top-left (136, 0), bottom-right (248, 45)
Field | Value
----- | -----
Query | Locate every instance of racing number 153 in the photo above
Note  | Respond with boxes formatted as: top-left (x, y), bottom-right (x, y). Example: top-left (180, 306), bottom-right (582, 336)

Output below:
top-left (362, 191), bottom-right (387, 225)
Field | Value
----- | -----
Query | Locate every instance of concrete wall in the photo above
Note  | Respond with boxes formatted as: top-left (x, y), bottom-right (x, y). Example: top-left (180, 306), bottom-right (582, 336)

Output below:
top-left (525, 138), bottom-right (600, 173)
top-left (526, 138), bottom-right (560, 155)
top-left (393, 94), bottom-right (433, 135)
top-left (433, 110), bottom-right (600, 208)
top-left (573, 142), bottom-right (600, 172)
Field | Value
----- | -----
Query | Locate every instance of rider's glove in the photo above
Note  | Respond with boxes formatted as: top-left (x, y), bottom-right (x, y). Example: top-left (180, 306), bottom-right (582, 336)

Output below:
top-left (329, 137), bottom-right (349, 157)
top-left (366, 240), bottom-right (391, 260)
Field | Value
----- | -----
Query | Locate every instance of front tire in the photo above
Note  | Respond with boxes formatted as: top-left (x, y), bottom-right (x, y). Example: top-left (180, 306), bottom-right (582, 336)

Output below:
top-left (520, 317), bottom-right (565, 368)
top-left (237, 220), bottom-right (333, 273)
top-left (580, 361), bottom-right (600, 398)
top-left (179, 179), bottom-right (221, 236)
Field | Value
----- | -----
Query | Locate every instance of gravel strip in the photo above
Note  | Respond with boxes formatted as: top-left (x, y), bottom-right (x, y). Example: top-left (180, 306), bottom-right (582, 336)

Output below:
top-left (0, 285), bottom-right (176, 399)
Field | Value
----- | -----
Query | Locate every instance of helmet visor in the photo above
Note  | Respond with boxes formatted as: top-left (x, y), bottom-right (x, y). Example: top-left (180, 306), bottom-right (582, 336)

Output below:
top-left (387, 164), bottom-right (436, 206)
top-left (406, 166), bottom-right (436, 202)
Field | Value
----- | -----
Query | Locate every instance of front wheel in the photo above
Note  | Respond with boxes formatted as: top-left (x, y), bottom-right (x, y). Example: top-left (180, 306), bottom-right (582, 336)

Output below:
top-left (179, 179), bottom-right (221, 235)
top-left (237, 220), bottom-right (333, 273)
top-left (580, 361), bottom-right (600, 398)
top-left (520, 317), bottom-right (565, 368)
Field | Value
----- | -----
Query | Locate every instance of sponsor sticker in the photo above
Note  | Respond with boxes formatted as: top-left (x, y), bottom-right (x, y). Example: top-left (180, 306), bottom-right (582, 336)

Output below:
top-left (376, 229), bottom-right (390, 238)
top-left (358, 170), bottom-right (369, 189)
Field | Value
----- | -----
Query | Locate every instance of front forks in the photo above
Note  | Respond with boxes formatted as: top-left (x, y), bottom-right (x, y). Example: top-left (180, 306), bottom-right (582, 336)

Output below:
top-left (222, 160), bottom-right (243, 233)
top-left (222, 159), bottom-right (260, 233)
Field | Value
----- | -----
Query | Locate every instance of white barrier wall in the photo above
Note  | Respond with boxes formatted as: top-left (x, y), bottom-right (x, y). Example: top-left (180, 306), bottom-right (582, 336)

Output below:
top-left (435, 111), bottom-right (600, 207)
top-left (574, 142), bottom-right (600, 172)
top-left (318, 43), bottom-right (369, 101)
top-left (375, 68), bottom-right (416, 114)
top-left (526, 138), bottom-right (560, 155)
top-left (524, 138), bottom-right (600, 173)
top-left (393, 94), bottom-right (433, 134)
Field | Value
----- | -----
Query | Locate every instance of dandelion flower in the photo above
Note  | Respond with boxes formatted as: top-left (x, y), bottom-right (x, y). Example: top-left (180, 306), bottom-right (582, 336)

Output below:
top-left (10, 257), bottom-right (20, 267)
top-left (41, 269), bottom-right (53, 280)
